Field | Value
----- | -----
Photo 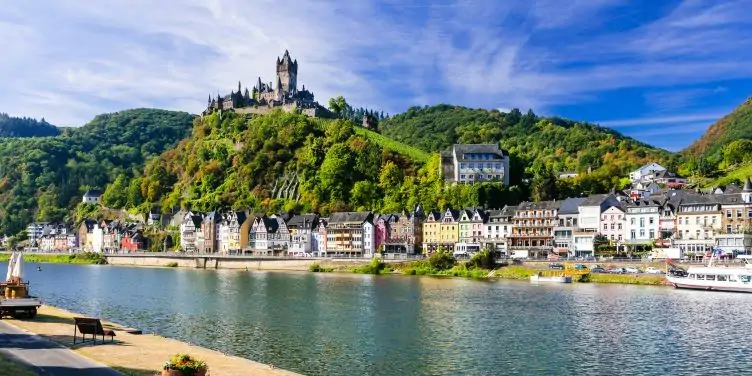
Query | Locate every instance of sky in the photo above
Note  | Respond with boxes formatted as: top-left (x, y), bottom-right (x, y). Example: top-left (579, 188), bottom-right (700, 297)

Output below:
top-left (1, 0), bottom-right (751, 151)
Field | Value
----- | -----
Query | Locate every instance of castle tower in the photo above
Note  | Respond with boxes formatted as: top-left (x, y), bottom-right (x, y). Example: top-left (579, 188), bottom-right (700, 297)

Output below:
top-left (276, 50), bottom-right (298, 94)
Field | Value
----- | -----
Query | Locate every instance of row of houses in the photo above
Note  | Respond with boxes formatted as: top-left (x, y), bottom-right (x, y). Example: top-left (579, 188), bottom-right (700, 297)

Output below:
top-left (174, 177), bottom-right (752, 258)
top-left (178, 209), bottom-right (424, 256)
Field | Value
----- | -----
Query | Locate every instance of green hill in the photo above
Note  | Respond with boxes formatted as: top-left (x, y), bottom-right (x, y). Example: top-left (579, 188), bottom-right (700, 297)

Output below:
top-left (0, 113), bottom-right (60, 138)
top-left (684, 97), bottom-right (752, 162)
top-left (0, 109), bottom-right (195, 234)
top-left (380, 105), bottom-right (676, 189)
top-left (119, 110), bottom-right (524, 216)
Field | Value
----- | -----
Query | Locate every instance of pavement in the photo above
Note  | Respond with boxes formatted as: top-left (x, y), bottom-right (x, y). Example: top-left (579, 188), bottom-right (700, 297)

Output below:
top-left (0, 321), bottom-right (123, 376)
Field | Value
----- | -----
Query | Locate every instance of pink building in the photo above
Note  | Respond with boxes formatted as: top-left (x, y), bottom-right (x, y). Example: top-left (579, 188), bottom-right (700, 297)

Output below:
top-left (374, 214), bottom-right (393, 251)
top-left (600, 205), bottom-right (626, 243)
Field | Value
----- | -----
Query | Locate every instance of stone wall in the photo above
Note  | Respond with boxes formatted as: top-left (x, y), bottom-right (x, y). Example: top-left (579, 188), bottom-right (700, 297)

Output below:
top-left (104, 255), bottom-right (370, 271)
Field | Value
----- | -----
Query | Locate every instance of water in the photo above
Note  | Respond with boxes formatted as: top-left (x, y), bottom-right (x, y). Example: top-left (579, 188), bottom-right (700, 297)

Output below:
top-left (6, 262), bottom-right (752, 375)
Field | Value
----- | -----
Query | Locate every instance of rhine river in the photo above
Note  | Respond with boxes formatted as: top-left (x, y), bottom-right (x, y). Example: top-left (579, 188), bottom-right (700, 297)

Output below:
top-left (7, 262), bottom-right (752, 375)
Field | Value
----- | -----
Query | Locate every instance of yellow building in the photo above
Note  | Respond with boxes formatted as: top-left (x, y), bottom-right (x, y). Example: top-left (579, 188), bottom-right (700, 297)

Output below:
top-left (422, 211), bottom-right (441, 253)
top-left (438, 208), bottom-right (460, 249)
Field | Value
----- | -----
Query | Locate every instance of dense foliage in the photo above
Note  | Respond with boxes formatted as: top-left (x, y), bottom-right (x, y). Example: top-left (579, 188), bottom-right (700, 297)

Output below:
top-left (0, 109), bottom-right (195, 234)
top-left (0, 113), bottom-right (60, 138)
top-left (121, 110), bottom-right (526, 215)
top-left (684, 98), bottom-right (752, 162)
top-left (380, 105), bottom-right (677, 192)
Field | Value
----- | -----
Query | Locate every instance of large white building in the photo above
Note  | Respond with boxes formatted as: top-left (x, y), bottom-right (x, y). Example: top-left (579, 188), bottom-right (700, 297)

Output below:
top-left (625, 199), bottom-right (661, 246)
top-left (629, 163), bottom-right (666, 183)
top-left (440, 144), bottom-right (511, 186)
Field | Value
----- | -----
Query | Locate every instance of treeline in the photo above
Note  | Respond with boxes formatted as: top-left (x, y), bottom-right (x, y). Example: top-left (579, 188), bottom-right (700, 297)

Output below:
top-left (0, 113), bottom-right (60, 138)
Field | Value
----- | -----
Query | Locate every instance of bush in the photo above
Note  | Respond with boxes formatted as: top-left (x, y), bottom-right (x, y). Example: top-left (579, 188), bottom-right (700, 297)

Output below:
top-left (163, 354), bottom-right (207, 376)
top-left (309, 263), bottom-right (333, 272)
top-left (467, 249), bottom-right (496, 269)
top-left (427, 250), bottom-right (455, 271)
top-left (165, 262), bottom-right (178, 268)
top-left (353, 257), bottom-right (391, 275)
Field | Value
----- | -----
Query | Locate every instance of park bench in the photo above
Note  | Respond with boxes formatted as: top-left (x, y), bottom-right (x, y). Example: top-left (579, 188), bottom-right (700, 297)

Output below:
top-left (73, 317), bottom-right (116, 345)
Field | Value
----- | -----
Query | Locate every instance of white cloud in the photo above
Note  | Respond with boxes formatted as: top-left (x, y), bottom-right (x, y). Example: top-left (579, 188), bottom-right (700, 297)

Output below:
top-left (0, 0), bottom-right (749, 128)
top-left (597, 112), bottom-right (727, 128)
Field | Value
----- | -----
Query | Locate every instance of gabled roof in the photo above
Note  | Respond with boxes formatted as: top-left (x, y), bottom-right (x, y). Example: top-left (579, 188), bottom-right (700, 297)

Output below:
top-left (442, 208), bottom-right (460, 221)
top-left (654, 170), bottom-right (685, 180)
top-left (517, 200), bottom-right (561, 211)
top-left (329, 211), bottom-right (372, 224)
top-left (287, 214), bottom-right (319, 229)
top-left (451, 143), bottom-right (510, 157)
top-left (558, 197), bottom-right (587, 214)
top-left (501, 205), bottom-right (517, 217)
top-left (261, 217), bottom-right (279, 233)
top-left (83, 189), bottom-right (102, 198)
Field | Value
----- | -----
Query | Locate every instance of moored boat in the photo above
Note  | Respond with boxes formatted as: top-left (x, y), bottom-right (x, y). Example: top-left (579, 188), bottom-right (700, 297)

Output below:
top-left (530, 272), bottom-right (572, 284)
top-left (666, 252), bottom-right (752, 293)
top-left (1, 252), bottom-right (42, 318)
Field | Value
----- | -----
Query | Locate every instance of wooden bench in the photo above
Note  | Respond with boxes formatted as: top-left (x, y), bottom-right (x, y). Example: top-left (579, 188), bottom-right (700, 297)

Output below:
top-left (73, 317), bottom-right (116, 345)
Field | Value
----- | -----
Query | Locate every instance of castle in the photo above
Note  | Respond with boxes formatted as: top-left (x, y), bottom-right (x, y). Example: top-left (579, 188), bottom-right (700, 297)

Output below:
top-left (203, 50), bottom-right (332, 118)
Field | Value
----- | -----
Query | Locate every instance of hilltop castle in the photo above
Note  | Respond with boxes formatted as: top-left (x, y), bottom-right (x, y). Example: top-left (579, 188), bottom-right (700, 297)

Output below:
top-left (203, 50), bottom-right (332, 118)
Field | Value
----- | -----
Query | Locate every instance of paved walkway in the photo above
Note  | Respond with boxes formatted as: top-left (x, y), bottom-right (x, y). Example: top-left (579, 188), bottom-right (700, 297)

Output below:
top-left (0, 321), bottom-right (122, 376)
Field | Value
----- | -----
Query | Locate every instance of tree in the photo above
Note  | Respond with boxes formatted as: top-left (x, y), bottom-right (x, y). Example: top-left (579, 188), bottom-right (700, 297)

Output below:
top-left (350, 181), bottom-right (380, 210)
top-left (102, 174), bottom-right (128, 208)
top-left (378, 161), bottom-right (403, 192)
top-left (531, 170), bottom-right (557, 201)
top-left (126, 178), bottom-right (144, 208)
top-left (723, 139), bottom-right (752, 167)
top-left (328, 96), bottom-right (350, 118)
top-left (36, 185), bottom-right (66, 222)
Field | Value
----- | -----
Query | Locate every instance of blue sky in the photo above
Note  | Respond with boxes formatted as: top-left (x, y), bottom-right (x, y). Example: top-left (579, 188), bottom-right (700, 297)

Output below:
top-left (1, 0), bottom-right (751, 151)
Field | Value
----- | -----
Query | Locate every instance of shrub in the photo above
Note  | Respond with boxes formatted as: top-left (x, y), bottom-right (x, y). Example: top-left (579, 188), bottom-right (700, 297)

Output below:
top-left (309, 263), bottom-right (333, 272)
top-left (466, 248), bottom-right (496, 269)
top-left (427, 250), bottom-right (455, 271)
top-left (163, 353), bottom-right (207, 376)
top-left (165, 262), bottom-right (179, 268)
top-left (353, 257), bottom-right (390, 274)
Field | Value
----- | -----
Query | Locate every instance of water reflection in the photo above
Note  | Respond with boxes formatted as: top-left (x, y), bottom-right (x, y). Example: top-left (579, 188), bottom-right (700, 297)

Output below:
top-left (8, 262), bottom-right (752, 375)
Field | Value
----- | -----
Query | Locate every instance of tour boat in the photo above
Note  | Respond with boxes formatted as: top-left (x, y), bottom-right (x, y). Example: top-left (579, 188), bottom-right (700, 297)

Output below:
top-left (666, 252), bottom-right (752, 293)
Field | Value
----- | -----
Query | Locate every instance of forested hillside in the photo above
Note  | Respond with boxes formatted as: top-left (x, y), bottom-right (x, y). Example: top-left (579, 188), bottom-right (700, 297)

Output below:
top-left (380, 105), bottom-right (678, 191)
top-left (0, 113), bottom-right (60, 138)
top-left (105, 110), bottom-right (526, 216)
top-left (0, 109), bottom-right (195, 234)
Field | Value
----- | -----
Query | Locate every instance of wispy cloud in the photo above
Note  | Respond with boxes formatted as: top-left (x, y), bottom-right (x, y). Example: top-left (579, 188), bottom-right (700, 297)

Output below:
top-left (0, 0), bottom-right (749, 140)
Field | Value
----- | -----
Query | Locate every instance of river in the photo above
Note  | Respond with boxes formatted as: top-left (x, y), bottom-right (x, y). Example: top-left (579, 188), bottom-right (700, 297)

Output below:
top-left (6, 262), bottom-right (752, 375)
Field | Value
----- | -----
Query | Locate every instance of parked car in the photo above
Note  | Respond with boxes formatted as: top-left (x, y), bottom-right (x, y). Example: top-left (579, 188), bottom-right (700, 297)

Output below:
top-left (549, 263), bottom-right (565, 270)
top-left (624, 267), bottom-right (641, 274)
top-left (574, 264), bottom-right (588, 270)
top-left (590, 267), bottom-right (607, 273)
top-left (608, 267), bottom-right (626, 274)
top-left (645, 267), bottom-right (664, 274)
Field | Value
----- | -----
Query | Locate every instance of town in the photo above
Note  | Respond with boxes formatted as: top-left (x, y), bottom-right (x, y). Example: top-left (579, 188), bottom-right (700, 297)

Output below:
top-left (17, 146), bottom-right (752, 260)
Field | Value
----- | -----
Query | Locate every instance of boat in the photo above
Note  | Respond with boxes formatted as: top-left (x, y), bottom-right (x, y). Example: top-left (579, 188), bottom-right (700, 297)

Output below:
top-left (1, 252), bottom-right (43, 318)
top-left (530, 272), bottom-right (572, 284)
top-left (36, 266), bottom-right (42, 272)
top-left (666, 251), bottom-right (752, 293)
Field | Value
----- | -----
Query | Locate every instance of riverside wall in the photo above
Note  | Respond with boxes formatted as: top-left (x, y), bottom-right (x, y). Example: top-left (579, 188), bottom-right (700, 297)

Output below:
top-left (104, 254), bottom-right (372, 271)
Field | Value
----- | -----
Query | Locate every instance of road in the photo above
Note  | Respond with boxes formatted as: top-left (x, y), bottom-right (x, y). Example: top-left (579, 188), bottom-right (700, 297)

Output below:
top-left (0, 321), bottom-right (122, 376)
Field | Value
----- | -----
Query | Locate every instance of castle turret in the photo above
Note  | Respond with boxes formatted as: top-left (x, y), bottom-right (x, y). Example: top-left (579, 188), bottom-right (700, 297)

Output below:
top-left (276, 50), bottom-right (298, 94)
top-left (743, 176), bottom-right (752, 203)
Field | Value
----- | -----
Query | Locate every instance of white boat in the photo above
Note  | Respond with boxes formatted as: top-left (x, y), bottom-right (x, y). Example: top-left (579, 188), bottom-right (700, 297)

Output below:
top-left (1, 252), bottom-right (42, 318)
top-left (530, 273), bottom-right (572, 284)
top-left (666, 252), bottom-right (752, 293)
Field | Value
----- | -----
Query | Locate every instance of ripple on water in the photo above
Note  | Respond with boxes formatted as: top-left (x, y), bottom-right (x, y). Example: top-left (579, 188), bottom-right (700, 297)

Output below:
top-left (12, 262), bottom-right (752, 376)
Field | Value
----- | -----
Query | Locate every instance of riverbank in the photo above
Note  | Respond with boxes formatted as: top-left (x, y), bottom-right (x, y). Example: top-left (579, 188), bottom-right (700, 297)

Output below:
top-left (2, 305), bottom-right (301, 376)
top-left (0, 252), bottom-right (107, 265)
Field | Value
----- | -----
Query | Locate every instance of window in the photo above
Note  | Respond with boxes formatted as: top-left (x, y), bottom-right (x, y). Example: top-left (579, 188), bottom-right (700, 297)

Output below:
top-left (703, 216), bottom-right (708, 226)
top-left (695, 217), bottom-right (700, 225)
top-left (631, 218), bottom-right (635, 225)
top-left (640, 218), bottom-right (645, 227)
top-left (737, 209), bottom-right (742, 218)
top-left (712, 217), bottom-right (717, 224)
top-left (649, 217), bottom-right (654, 225)
top-left (460, 174), bottom-right (466, 179)
top-left (727, 225), bottom-right (732, 234)
top-left (640, 229), bottom-right (645, 237)
top-left (618, 224), bottom-right (622, 230)
top-left (486, 163), bottom-right (492, 169)
top-left (487, 175), bottom-right (493, 180)
top-left (495, 175), bottom-right (501, 180)
top-left (727, 210), bottom-right (732, 218)
top-left (495, 163), bottom-right (501, 169)
top-left (649, 230), bottom-right (655, 239)
top-left (611, 224), bottom-right (615, 230)
top-left (459, 163), bottom-right (466, 169)
top-left (748, 210), bottom-right (752, 218)
top-left (631, 230), bottom-right (636, 239)
top-left (603, 224), bottom-right (607, 230)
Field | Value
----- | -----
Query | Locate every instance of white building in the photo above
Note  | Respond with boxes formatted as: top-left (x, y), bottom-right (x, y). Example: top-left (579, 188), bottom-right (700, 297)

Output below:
top-left (363, 220), bottom-right (375, 257)
top-left (625, 199), bottom-right (661, 246)
top-left (600, 205), bottom-right (626, 243)
top-left (629, 163), bottom-right (666, 183)
top-left (91, 223), bottom-right (104, 253)
top-left (82, 190), bottom-right (102, 204)
top-left (287, 214), bottom-right (318, 254)
top-left (484, 205), bottom-right (516, 254)
top-left (440, 144), bottom-right (511, 186)
top-left (675, 194), bottom-right (721, 255)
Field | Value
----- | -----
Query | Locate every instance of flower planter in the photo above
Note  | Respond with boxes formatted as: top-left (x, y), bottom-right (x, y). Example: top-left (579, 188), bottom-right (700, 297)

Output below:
top-left (161, 369), bottom-right (207, 376)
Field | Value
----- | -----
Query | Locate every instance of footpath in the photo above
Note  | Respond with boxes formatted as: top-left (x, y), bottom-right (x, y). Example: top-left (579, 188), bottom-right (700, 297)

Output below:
top-left (0, 320), bottom-right (122, 375)
top-left (1, 305), bottom-right (302, 376)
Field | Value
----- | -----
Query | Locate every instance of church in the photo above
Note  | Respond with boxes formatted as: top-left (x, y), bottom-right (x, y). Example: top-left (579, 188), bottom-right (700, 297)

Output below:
top-left (203, 51), bottom-right (332, 118)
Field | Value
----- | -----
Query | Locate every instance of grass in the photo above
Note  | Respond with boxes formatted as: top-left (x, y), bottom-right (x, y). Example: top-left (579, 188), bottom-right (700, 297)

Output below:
top-left (706, 163), bottom-right (752, 188)
top-left (352, 258), bottom-right (393, 275)
top-left (354, 127), bottom-right (430, 163)
top-left (0, 354), bottom-right (36, 376)
top-left (0, 252), bottom-right (107, 265)
top-left (577, 273), bottom-right (668, 285)
top-left (492, 265), bottom-right (540, 280)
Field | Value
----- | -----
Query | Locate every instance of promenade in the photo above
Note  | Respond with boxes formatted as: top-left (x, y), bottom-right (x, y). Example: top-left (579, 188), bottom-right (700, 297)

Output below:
top-left (0, 305), bottom-right (301, 376)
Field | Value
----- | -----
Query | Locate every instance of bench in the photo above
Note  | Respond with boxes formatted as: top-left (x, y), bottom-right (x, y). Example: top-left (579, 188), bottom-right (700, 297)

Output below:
top-left (73, 317), bottom-right (116, 345)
